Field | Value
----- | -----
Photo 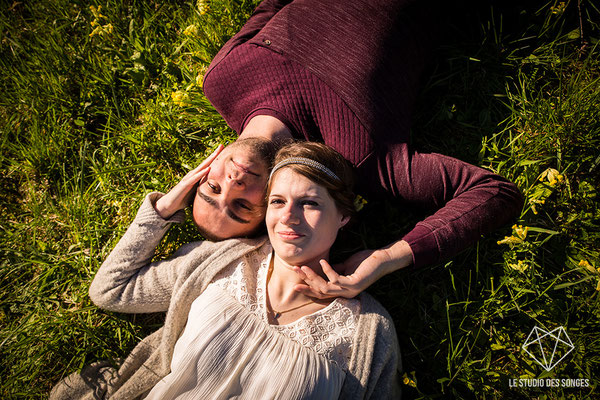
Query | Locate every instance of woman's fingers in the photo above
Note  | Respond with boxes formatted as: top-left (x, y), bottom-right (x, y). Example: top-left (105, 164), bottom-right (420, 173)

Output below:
top-left (194, 144), bottom-right (223, 172)
top-left (184, 144), bottom-right (223, 186)
top-left (187, 166), bottom-right (211, 187)
top-left (154, 145), bottom-right (224, 219)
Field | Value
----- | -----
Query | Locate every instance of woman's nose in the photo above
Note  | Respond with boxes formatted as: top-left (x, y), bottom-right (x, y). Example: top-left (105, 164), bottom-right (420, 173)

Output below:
top-left (280, 205), bottom-right (299, 225)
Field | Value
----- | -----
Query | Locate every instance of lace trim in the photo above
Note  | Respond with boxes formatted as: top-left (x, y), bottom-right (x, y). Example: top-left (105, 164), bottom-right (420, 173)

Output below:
top-left (212, 246), bottom-right (359, 369)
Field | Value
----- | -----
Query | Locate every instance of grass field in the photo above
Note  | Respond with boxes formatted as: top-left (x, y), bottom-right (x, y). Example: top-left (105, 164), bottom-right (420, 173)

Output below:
top-left (1, 0), bottom-right (599, 398)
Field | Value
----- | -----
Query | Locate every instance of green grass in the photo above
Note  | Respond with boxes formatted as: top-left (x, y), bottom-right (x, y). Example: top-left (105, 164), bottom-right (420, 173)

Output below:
top-left (1, 0), bottom-right (599, 398)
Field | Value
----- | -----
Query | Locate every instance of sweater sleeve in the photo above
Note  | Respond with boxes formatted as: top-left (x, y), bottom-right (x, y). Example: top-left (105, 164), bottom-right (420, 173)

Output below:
top-left (89, 192), bottom-right (192, 314)
top-left (364, 327), bottom-right (402, 400)
top-left (377, 144), bottom-right (523, 267)
top-left (343, 293), bottom-right (401, 400)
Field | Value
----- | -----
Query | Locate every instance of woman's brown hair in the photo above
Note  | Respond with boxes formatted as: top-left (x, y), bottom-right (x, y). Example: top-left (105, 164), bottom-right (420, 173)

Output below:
top-left (267, 142), bottom-right (355, 218)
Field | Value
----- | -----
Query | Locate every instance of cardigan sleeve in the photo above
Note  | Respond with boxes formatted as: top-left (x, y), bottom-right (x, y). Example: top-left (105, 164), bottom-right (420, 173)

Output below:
top-left (364, 327), bottom-right (402, 400)
top-left (375, 144), bottom-right (523, 267)
top-left (89, 192), bottom-right (194, 314)
top-left (342, 293), bottom-right (401, 400)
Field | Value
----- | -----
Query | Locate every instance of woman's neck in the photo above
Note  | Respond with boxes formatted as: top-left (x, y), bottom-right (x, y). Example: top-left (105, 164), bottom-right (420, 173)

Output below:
top-left (268, 254), bottom-right (326, 305)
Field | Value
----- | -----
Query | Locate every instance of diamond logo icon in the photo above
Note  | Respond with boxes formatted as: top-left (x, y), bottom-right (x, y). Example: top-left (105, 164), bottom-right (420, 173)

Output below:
top-left (522, 326), bottom-right (574, 371)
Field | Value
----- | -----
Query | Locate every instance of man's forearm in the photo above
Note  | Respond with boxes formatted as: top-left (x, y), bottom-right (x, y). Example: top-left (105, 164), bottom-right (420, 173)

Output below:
top-left (379, 239), bottom-right (414, 275)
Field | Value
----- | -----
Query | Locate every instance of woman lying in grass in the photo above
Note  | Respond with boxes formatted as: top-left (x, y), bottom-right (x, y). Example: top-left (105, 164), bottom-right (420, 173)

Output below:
top-left (50, 142), bottom-right (400, 399)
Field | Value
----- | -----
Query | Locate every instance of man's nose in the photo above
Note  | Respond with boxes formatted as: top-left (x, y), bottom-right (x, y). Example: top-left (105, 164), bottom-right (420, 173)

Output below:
top-left (226, 170), bottom-right (245, 188)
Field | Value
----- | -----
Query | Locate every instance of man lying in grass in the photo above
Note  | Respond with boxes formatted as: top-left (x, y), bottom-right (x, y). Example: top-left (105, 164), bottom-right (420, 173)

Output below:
top-left (154, 0), bottom-right (524, 300)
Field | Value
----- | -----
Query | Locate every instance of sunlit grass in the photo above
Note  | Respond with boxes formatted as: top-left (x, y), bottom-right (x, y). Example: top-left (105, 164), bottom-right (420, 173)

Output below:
top-left (0, 0), bottom-right (598, 398)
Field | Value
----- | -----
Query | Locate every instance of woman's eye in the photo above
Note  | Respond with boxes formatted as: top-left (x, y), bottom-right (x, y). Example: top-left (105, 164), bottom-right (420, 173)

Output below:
top-left (302, 200), bottom-right (319, 207)
top-left (269, 199), bottom-right (284, 205)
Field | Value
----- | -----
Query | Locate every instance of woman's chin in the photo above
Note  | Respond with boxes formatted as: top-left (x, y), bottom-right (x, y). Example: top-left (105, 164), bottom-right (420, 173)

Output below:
top-left (276, 251), bottom-right (310, 268)
top-left (275, 250), bottom-right (327, 269)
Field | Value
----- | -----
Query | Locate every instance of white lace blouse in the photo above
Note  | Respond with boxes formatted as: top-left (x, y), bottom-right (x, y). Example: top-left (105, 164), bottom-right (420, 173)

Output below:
top-left (145, 245), bottom-right (361, 399)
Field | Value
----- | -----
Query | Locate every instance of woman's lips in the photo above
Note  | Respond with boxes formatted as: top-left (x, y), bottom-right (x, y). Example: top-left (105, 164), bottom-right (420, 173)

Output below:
top-left (277, 231), bottom-right (305, 240)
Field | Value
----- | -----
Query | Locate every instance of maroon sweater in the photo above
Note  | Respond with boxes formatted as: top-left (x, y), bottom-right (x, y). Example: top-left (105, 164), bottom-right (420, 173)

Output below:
top-left (203, 0), bottom-right (523, 267)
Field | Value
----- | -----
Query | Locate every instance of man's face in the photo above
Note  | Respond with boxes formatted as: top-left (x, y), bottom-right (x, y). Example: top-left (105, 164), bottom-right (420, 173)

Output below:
top-left (192, 139), bottom-right (272, 239)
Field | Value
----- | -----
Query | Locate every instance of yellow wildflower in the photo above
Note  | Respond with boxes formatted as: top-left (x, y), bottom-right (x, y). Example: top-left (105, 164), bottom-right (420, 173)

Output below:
top-left (597, 280), bottom-right (600, 291)
top-left (497, 236), bottom-right (523, 246)
top-left (196, 72), bottom-right (204, 86)
top-left (89, 26), bottom-right (103, 37)
top-left (579, 259), bottom-right (596, 273)
top-left (551, 2), bottom-right (567, 14)
top-left (539, 168), bottom-right (563, 185)
top-left (401, 372), bottom-right (417, 388)
top-left (88, 5), bottom-right (113, 39)
top-left (513, 224), bottom-right (529, 240)
top-left (197, 0), bottom-right (210, 15)
top-left (183, 24), bottom-right (199, 36)
top-left (89, 23), bottom-right (113, 38)
top-left (196, 66), bottom-right (208, 86)
top-left (510, 260), bottom-right (528, 272)
top-left (90, 5), bottom-right (106, 19)
top-left (171, 91), bottom-right (189, 106)
top-left (529, 198), bottom-right (546, 214)
top-left (354, 194), bottom-right (368, 212)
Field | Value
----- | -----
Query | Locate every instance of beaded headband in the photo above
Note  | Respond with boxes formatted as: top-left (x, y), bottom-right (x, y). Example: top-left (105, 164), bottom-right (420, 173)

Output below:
top-left (269, 157), bottom-right (341, 182)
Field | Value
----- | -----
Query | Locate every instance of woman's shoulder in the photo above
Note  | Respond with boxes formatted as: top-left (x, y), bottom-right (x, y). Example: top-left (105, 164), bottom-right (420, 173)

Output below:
top-left (174, 235), bottom-right (269, 258)
top-left (356, 292), bottom-right (392, 316)
top-left (354, 292), bottom-right (397, 338)
top-left (166, 237), bottom-right (270, 291)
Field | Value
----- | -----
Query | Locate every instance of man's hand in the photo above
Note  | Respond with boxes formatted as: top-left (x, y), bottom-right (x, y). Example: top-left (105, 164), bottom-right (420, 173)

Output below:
top-left (154, 145), bottom-right (223, 219)
top-left (293, 240), bottom-right (414, 299)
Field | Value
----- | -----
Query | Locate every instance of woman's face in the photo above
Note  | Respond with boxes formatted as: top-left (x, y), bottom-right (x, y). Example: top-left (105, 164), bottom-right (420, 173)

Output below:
top-left (266, 168), bottom-right (349, 266)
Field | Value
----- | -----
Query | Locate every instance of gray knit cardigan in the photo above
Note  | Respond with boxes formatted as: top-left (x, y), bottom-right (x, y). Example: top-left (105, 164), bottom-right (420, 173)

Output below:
top-left (50, 193), bottom-right (401, 399)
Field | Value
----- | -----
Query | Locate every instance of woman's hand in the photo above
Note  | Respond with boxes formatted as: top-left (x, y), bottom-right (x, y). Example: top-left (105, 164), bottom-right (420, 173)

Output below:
top-left (154, 145), bottom-right (223, 219)
top-left (293, 240), bottom-right (414, 299)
